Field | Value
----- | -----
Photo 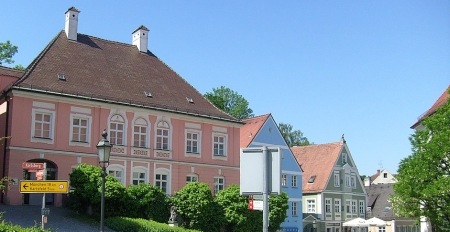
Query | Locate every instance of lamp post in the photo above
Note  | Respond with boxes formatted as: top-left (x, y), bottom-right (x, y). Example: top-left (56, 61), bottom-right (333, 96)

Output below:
top-left (312, 219), bottom-right (317, 232)
top-left (97, 129), bottom-right (112, 232)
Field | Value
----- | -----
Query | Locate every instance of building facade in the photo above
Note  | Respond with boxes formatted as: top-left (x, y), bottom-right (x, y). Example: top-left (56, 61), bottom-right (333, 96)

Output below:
top-left (291, 137), bottom-right (367, 232)
top-left (240, 114), bottom-right (303, 232)
top-left (0, 7), bottom-right (242, 206)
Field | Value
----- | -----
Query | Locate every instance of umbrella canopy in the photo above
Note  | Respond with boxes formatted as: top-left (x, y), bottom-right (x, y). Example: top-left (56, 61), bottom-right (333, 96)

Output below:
top-left (343, 217), bottom-right (368, 227)
top-left (367, 217), bottom-right (386, 226)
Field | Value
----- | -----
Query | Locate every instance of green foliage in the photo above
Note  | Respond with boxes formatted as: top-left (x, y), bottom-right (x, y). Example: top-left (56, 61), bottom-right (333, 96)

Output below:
top-left (103, 176), bottom-right (128, 217)
top-left (204, 86), bottom-right (254, 120)
top-left (392, 100), bottom-right (450, 231)
top-left (268, 192), bottom-right (289, 232)
top-left (0, 176), bottom-right (14, 193)
top-left (0, 41), bottom-right (18, 65)
top-left (0, 212), bottom-right (49, 232)
top-left (13, 64), bottom-right (25, 70)
top-left (106, 217), bottom-right (200, 232)
top-left (69, 164), bottom-right (102, 214)
top-left (126, 183), bottom-right (170, 222)
top-left (278, 123), bottom-right (310, 147)
top-left (171, 182), bottom-right (226, 232)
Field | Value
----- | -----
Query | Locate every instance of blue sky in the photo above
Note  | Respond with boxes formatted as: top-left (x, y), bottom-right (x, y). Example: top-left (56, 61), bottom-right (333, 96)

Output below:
top-left (1, 1), bottom-right (449, 176)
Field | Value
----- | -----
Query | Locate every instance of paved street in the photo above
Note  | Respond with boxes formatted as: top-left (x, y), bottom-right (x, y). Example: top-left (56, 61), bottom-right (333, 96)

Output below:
top-left (0, 205), bottom-right (115, 231)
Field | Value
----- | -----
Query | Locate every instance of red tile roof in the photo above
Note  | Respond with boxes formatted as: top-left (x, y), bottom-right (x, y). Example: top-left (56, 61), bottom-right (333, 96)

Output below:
top-left (411, 85), bottom-right (450, 128)
top-left (291, 142), bottom-right (343, 193)
top-left (0, 66), bottom-right (24, 78)
top-left (240, 114), bottom-right (271, 147)
top-left (11, 31), bottom-right (239, 123)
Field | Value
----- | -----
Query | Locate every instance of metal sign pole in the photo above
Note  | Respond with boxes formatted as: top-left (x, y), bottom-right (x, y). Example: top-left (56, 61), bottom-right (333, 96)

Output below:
top-left (262, 146), bottom-right (269, 232)
top-left (41, 162), bottom-right (46, 230)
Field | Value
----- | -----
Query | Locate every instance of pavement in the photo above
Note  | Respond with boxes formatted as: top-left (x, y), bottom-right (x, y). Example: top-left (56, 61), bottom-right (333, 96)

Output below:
top-left (0, 205), bottom-right (115, 231)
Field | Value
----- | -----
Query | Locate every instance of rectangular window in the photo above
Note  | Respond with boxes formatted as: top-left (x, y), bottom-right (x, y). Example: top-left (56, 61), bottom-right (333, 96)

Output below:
top-left (214, 177), bottom-right (225, 194)
top-left (281, 174), bottom-right (287, 186)
top-left (351, 175), bottom-right (356, 189)
top-left (72, 117), bottom-right (88, 142)
top-left (292, 175), bottom-right (297, 187)
top-left (155, 173), bottom-right (168, 193)
top-left (132, 171), bottom-right (146, 185)
top-left (108, 169), bottom-right (123, 184)
top-left (291, 201), bottom-right (297, 216)
top-left (186, 175), bottom-right (198, 184)
top-left (334, 171), bottom-right (340, 187)
top-left (133, 125), bottom-right (147, 148)
top-left (335, 199), bottom-right (341, 213)
top-left (34, 112), bottom-right (52, 139)
top-left (156, 128), bottom-right (169, 150)
top-left (378, 227), bottom-right (386, 232)
top-left (213, 134), bottom-right (227, 156)
top-left (359, 200), bottom-right (365, 215)
top-left (345, 174), bottom-right (351, 187)
top-left (352, 200), bottom-right (357, 214)
top-left (186, 131), bottom-right (200, 153)
top-left (307, 199), bottom-right (316, 213)
top-left (110, 119), bottom-right (125, 145)
top-left (346, 200), bottom-right (351, 213)
top-left (325, 198), bottom-right (332, 213)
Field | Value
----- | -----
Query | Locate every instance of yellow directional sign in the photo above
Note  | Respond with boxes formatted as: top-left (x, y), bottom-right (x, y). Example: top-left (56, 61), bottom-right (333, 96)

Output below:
top-left (20, 180), bottom-right (69, 193)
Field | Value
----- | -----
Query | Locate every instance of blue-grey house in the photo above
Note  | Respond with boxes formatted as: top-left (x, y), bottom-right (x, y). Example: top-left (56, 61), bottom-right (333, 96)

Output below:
top-left (241, 114), bottom-right (303, 232)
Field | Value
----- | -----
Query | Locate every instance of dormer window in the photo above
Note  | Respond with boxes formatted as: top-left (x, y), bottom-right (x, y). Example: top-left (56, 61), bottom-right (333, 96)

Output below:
top-left (186, 97), bottom-right (194, 103)
top-left (144, 91), bottom-right (152, 97)
top-left (57, 73), bottom-right (66, 81)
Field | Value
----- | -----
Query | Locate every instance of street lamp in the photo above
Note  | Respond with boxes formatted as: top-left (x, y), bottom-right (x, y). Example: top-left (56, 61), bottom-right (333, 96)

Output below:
top-left (97, 129), bottom-right (112, 232)
top-left (312, 219), bottom-right (317, 232)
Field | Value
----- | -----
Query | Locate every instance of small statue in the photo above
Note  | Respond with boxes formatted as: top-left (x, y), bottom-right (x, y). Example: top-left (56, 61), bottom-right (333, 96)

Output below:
top-left (169, 206), bottom-right (177, 223)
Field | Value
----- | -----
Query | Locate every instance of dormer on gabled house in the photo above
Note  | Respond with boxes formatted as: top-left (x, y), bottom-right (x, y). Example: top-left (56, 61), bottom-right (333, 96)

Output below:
top-left (240, 114), bottom-right (303, 232)
top-left (0, 6), bottom-right (243, 207)
top-left (291, 137), bottom-right (366, 232)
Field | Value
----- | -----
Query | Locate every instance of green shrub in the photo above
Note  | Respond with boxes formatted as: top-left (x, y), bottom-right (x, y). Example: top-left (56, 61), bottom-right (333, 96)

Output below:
top-left (0, 220), bottom-right (50, 232)
top-left (105, 217), bottom-right (200, 232)
top-left (125, 183), bottom-right (170, 222)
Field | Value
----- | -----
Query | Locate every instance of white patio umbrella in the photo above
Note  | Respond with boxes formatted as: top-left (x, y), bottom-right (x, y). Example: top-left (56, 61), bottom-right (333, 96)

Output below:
top-left (367, 217), bottom-right (386, 227)
top-left (343, 217), bottom-right (369, 232)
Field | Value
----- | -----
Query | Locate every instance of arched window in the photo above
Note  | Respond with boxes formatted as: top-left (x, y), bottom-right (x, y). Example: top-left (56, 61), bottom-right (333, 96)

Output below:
top-left (110, 114), bottom-right (125, 145)
top-left (156, 121), bottom-right (170, 150)
top-left (186, 174), bottom-right (198, 184)
top-left (133, 118), bottom-right (148, 148)
top-left (107, 164), bottom-right (125, 184)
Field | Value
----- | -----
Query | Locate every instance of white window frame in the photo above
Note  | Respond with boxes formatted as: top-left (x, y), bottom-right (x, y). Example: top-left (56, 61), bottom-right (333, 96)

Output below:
top-left (325, 198), bottom-right (332, 213)
top-left (345, 174), bottom-right (351, 187)
top-left (185, 129), bottom-right (201, 154)
top-left (291, 201), bottom-right (298, 216)
top-left (214, 176), bottom-right (225, 194)
top-left (107, 164), bottom-right (125, 184)
top-left (70, 114), bottom-right (91, 147)
top-left (292, 175), bottom-right (297, 187)
top-left (281, 174), bottom-right (287, 186)
top-left (351, 174), bottom-right (357, 189)
top-left (307, 199), bottom-right (316, 213)
top-left (346, 200), bottom-right (351, 213)
top-left (352, 200), bottom-right (357, 214)
top-left (186, 174), bottom-right (198, 184)
top-left (378, 227), bottom-right (386, 232)
top-left (212, 133), bottom-right (228, 157)
top-left (110, 114), bottom-right (126, 145)
top-left (31, 109), bottom-right (55, 144)
top-left (155, 168), bottom-right (170, 194)
top-left (155, 120), bottom-right (170, 150)
top-left (359, 200), bottom-right (365, 215)
top-left (334, 171), bottom-right (340, 187)
top-left (132, 167), bottom-right (147, 185)
top-left (133, 117), bottom-right (148, 148)
top-left (335, 199), bottom-right (341, 213)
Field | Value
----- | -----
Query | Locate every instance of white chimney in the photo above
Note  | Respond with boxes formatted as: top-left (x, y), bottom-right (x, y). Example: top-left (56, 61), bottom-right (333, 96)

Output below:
top-left (132, 25), bottom-right (149, 53)
top-left (65, 7), bottom-right (80, 41)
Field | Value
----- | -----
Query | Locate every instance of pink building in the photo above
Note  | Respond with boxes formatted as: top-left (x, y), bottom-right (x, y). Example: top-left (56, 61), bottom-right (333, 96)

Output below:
top-left (0, 7), bottom-right (242, 206)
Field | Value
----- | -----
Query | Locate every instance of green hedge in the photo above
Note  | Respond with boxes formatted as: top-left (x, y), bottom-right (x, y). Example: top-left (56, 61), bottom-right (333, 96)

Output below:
top-left (105, 217), bottom-right (200, 232)
top-left (0, 220), bottom-right (50, 232)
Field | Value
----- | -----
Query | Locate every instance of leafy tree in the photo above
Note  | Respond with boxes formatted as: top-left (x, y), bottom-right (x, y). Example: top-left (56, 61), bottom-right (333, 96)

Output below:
top-left (278, 123), bottom-right (310, 147)
top-left (126, 183), bottom-right (170, 222)
top-left (171, 182), bottom-right (226, 231)
top-left (204, 86), bottom-right (254, 120)
top-left (392, 100), bottom-right (450, 231)
top-left (13, 64), bottom-right (25, 70)
top-left (268, 192), bottom-right (289, 232)
top-left (0, 41), bottom-right (18, 65)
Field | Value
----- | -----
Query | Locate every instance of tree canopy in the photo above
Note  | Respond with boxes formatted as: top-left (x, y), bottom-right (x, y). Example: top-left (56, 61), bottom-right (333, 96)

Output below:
top-left (391, 99), bottom-right (450, 231)
top-left (278, 122), bottom-right (310, 147)
top-left (0, 41), bottom-right (18, 65)
top-left (204, 86), bottom-right (254, 120)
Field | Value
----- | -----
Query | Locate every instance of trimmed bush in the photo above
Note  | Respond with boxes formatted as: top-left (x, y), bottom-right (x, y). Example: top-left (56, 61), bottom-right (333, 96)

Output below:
top-left (105, 217), bottom-right (199, 232)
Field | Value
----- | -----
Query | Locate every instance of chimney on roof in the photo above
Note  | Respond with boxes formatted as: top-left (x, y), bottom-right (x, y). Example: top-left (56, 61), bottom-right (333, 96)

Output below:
top-left (65, 7), bottom-right (80, 41)
top-left (132, 25), bottom-right (149, 53)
